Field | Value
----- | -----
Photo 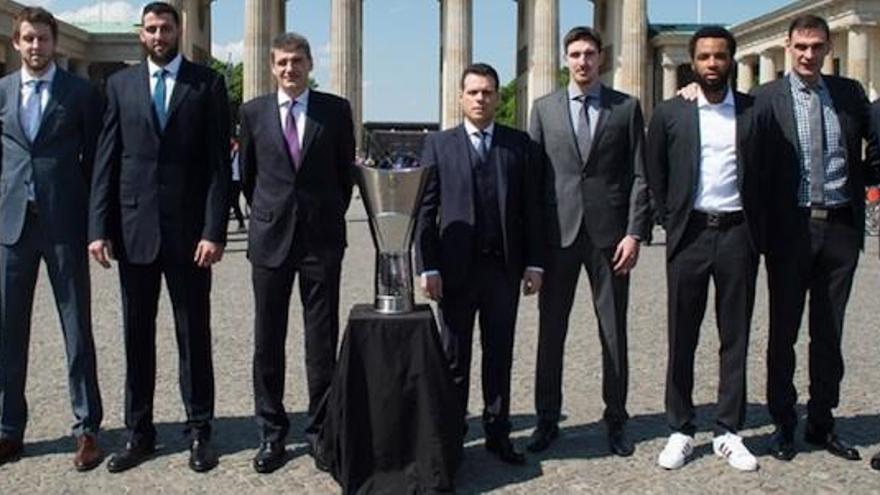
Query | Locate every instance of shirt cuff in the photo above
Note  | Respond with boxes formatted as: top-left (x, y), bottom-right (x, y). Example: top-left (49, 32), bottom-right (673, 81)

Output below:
top-left (421, 270), bottom-right (440, 278)
top-left (525, 266), bottom-right (544, 274)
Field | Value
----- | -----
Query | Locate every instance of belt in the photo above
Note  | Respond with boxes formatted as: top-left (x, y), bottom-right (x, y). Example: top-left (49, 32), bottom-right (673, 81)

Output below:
top-left (690, 210), bottom-right (744, 229)
top-left (808, 205), bottom-right (851, 222)
top-left (26, 201), bottom-right (39, 216)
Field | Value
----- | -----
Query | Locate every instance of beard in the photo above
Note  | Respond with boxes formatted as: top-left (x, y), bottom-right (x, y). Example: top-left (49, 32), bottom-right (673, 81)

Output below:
top-left (142, 43), bottom-right (179, 65)
top-left (24, 55), bottom-right (51, 74)
top-left (696, 71), bottom-right (730, 93)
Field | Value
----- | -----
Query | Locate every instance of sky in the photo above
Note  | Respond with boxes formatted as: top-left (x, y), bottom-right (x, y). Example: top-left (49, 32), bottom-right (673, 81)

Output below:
top-left (25, 0), bottom-right (794, 121)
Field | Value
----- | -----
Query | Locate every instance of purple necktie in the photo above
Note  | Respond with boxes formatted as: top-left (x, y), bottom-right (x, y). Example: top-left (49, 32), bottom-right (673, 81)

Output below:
top-left (284, 101), bottom-right (302, 170)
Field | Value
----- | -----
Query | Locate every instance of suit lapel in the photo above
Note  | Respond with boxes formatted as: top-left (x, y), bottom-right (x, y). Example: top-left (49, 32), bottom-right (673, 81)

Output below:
top-left (734, 92), bottom-right (750, 191)
top-left (454, 125), bottom-right (476, 224)
top-left (137, 63), bottom-right (160, 135)
top-left (6, 72), bottom-right (29, 148)
top-left (680, 99), bottom-right (701, 200)
top-left (264, 95), bottom-right (294, 171)
top-left (492, 126), bottom-right (508, 231)
top-left (165, 59), bottom-right (193, 129)
top-left (774, 77), bottom-right (802, 159)
top-left (32, 69), bottom-right (72, 145)
top-left (550, 89), bottom-right (582, 169)
top-left (300, 91), bottom-right (321, 163)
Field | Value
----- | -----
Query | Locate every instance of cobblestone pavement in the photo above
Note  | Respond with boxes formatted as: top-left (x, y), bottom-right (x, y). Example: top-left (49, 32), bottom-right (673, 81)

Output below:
top-left (3, 197), bottom-right (880, 494)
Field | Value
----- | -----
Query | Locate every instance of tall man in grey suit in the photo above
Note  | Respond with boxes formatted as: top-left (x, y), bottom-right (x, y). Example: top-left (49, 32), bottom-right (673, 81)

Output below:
top-left (754, 14), bottom-right (880, 462)
top-left (0, 7), bottom-right (103, 471)
top-left (528, 26), bottom-right (652, 456)
top-left (88, 1), bottom-right (230, 473)
top-left (239, 32), bottom-right (354, 474)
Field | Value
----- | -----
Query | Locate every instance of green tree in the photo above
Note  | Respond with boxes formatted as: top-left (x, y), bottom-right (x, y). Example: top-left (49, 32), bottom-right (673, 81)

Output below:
top-left (496, 66), bottom-right (569, 128)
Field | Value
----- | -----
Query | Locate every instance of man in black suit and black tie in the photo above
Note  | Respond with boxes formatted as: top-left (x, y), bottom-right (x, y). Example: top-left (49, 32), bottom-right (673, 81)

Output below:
top-left (527, 27), bottom-right (652, 456)
top-left (416, 63), bottom-right (543, 465)
top-left (752, 14), bottom-right (880, 462)
top-left (0, 7), bottom-right (103, 471)
top-left (238, 32), bottom-right (354, 474)
top-left (647, 26), bottom-right (762, 472)
top-left (88, 1), bottom-right (230, 473)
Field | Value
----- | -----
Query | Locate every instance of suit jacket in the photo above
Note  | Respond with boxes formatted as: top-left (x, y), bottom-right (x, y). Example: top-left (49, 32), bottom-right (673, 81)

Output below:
top-left (239, 90), bottom-right (354, 268)
top-left (752, 75), bottom-right (880, 252)
top-left (415, 123), bottom-right (543, 289)
top-left (89, 58), bottom-right (231, 264)
top-left (529, 85), bottom-right (652, 249)
top-left (646, 92), bottom-right (764, 259)
top-left (0, 68), bottom-right (101, 245)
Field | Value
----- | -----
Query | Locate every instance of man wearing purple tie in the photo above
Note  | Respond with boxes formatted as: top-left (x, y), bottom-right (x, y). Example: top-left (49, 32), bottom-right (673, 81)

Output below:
top-left (238, 32), bottom-right (355, 474)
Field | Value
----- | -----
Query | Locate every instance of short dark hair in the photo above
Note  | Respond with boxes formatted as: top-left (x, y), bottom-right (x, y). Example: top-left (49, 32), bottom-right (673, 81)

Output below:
top-left (142, 1), bottom-right (180, 26)
top-left (563, 26), bottom-right (603, 54)
top-left (788, 14), bottom-right (830, 40)
top-left (271, 32), bottom-right (312, 61)
top-left (460, 63), bottom-right (500, 91)
top-left (688, 26), bottom-right (737, 60)
top-left (13, 7), bottom-right (58, 41)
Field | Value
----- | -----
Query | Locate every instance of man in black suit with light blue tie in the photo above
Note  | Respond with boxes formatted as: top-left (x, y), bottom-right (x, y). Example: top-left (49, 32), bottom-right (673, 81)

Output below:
top-left (88, 1), bottom-right (230, 474)
top-left (416, 63), bottom-right (544, 465)
top-left (0, 6), bottom-right (103, 471)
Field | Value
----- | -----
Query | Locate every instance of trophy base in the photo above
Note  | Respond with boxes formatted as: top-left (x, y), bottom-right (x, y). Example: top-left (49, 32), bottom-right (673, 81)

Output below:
top-left (374, 295), bottom-right (414, 314)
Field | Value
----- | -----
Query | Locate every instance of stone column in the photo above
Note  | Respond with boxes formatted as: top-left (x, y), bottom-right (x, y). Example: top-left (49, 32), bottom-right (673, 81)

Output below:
top-left (527, 0), bottom-right (558, 122)
top-left (439, 0), bottom-right (472, 129)
top-left (514, 0), bottom-right (531, 129)
top-left (330, 0), bottom-right (362, 147)
top-left (822, 46), bottom-right (835, 75)
top-left (736, 56), bottom-right (754, 93)
top-left (660, 50), bottom-right (677, 101)
top-left (270, 0), bottom-right (286, 42)
top-left (759, 50), bottom-right (777, 83)
top-left (869, 26), bottom-right (880, 100)
top-left (847, 25), bottom-right (869, 91)
top-left (615, 0), bottom-right (646, 102)
top-left (244, 0), bottom-right (273, 102)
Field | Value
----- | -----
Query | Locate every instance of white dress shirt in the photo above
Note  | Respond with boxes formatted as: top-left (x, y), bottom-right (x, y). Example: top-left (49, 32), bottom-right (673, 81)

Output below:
top-left (277, 88), bottom-right (309, 149)
top-left (20, 62), bottom-right (57, 201)
top-left (463, 118), bottom-right (494, 154)
top-left (694, 88), bottom-right (742, 212)
top-left (147, 53), bottom-right (182, 111)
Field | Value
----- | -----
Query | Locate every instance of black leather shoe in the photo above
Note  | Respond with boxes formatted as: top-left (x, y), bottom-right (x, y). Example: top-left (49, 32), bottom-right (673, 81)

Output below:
top-left (804, 426), bottom-right (861, 461)
top-left (767, 429), bottom-right (796, 461)
top-left (870, 450), bottom-right (880, 471)
top-left (107, 441), bottom-right (156, 473)
top-left (252, 441), bottom-right (286, 474)
top-left (526, 423), bottom-right (559, 453)
top-left (608, 426), bottom-right (635, 457)
top-left (485, 436), bottom-right (526, 465)
top-left (189, 439), bottom-right (218, 473)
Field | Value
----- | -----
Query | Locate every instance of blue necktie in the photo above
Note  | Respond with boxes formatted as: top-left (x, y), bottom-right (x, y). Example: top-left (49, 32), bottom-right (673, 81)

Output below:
top-left (153, 69), bottom-right (168, 130)
top-left (24, 80), bottom-right (44, 142)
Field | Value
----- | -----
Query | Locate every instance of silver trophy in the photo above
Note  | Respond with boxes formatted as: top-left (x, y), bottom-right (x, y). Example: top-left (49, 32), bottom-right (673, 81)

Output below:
top-left (355, 163), bottom-right (434, 314)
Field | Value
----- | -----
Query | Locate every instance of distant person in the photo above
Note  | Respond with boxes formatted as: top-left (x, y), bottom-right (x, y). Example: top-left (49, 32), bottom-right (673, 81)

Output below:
top-left (0, 6), bottom-right (103, 471)
top-left (230, 137), bottom-right (246, 232)
top-left (415, 62), bottom-right (543, 465)
top-left (527, 26), bottom-right (651, 457)
top-left (88, 1), bottom-right (230, 473)
top-left (239, 32), bottom-right (354, 474)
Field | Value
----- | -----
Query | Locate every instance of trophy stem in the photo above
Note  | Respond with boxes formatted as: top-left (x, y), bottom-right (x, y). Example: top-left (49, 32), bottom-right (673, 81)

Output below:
top-left (374, 251), bottom-right (414, 314)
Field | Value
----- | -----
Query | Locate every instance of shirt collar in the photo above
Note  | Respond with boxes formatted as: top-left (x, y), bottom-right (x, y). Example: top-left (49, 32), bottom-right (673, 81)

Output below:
top-left (568, 81), bottom-right (601, 102)
top-left (147, 53), bottom-right (183, 77)
top-left (21, 62), bottom-right (56, 86)
top-left (278, 88), bottom-right (310, 109)
top-left (697, 86), bottom-right (735, 108)
top-left (789, 70), bottom-right (826, 93)
top-left (464, 118), bottom-right (494, 138)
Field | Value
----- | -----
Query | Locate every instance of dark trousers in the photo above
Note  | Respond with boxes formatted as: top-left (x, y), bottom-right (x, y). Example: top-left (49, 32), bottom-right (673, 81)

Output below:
top-left (0, 210), bottom-right (102, 441)
top-left (665, 218), bottom-right (757, 435)
top-left (251, 241), bottom-right (343, 443)
top-left (230, 181), bottom-right (245, 226)
top-left (535, 224), bottom-right (630, 426)
top-left (766, 211), bottom-right (860, 433)
top-left (118, 257), bottom-right (214, 443)
top-left (439, 254), bottom-right (520, 440)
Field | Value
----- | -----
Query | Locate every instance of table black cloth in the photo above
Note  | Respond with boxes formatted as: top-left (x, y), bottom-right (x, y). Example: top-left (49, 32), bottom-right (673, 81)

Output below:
top-left (317, 304), bottom-right (462, 494)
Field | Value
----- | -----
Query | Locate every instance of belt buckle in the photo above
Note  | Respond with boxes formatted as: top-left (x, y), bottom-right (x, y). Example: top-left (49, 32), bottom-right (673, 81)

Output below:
top-left (706, 213), bottom-right (721, 228)
top-left (810, 208), bottom-right (829, 220)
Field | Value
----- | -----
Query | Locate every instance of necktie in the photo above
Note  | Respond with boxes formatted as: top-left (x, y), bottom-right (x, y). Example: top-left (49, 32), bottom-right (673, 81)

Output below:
top-left (475, 131), bottom-right (489, 162)
top-left (576, 94), bottom-right (593, 164)
top-left (807, 87), bottom-right (825, 205)
top-left (153, 69), bottom-right (168, 130)
top-left (284, 101), bottom-right (302, 170)
top-left (23, 80), bottom-right (44, 142)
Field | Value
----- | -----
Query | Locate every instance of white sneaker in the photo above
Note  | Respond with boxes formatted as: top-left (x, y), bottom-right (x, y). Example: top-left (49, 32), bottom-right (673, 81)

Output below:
top-left (713, 432), bottom-right (758, 471)
top-left (658, 432), bottom-right (694, 469)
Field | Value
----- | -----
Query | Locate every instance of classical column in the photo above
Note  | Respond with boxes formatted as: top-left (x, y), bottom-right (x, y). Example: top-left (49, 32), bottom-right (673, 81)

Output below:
top-left (615, 0), bottom-right (646, 102)
top-left (527, 0), bottom-right (558, 120)
top-left (759, 50), bottom-right (777, 83)
top-left (514, 0), bottom-right (531, 128)
top-left (270, 0), bottom-right (286, 41)
top-left (736, 56), bottom-right (754, 93)
top-left (659, 50), bottom-right (677, 101)
top-left (244, 0), bottom-right (273, 102)
top-left (330, 0), bottom-right (362, 146)
top-left (439, 0), bottom-right (472, 129)
top-left (869, 26), bottom-right (880, 100)
top-left (847, 25), bottom-right (869, 91)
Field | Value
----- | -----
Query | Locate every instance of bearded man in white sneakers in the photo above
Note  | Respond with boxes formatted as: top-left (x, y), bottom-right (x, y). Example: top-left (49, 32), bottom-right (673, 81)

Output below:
top-left (645, 26), bottom-right (763, 472)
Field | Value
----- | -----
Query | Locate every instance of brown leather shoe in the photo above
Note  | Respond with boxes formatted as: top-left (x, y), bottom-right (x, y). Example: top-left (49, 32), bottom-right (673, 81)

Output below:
top-left (0, 438), bottom-right (23, 465)
top-left (73, 434), bottom-right (103, 471)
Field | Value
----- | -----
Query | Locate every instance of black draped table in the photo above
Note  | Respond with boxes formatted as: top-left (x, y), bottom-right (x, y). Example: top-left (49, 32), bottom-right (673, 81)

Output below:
top-left (316, 304), bottom-right (462, 494)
